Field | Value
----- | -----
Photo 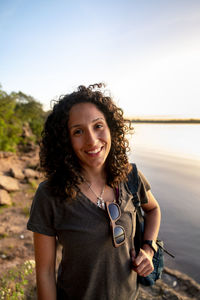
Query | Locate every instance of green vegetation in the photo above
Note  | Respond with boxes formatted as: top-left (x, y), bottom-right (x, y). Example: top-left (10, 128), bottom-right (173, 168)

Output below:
top-left (21, 206), bottom-right (30, 217)
top-left (0, 260), bottom-right (35, 299)
top-left (28, 179), bottom-right (38, 191)
top-left (0, 84), bottom-right (48, 152)
top-left (0, 205), bottom-right (10, 214)
top-left (0, 233), bottom-right (8, 240)
top-left (26, 180), bottom-right (39, 196)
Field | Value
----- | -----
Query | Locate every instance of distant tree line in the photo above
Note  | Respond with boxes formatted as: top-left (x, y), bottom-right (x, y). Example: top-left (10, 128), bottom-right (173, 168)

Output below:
top-left (128, 119), bottom-right (200, 124)
top-left (0, 84), bottom-right (48, 152)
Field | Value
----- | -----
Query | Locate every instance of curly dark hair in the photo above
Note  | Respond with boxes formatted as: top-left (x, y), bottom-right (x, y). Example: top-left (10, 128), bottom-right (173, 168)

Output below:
top-left (40, 83), bottom-right (133, 200)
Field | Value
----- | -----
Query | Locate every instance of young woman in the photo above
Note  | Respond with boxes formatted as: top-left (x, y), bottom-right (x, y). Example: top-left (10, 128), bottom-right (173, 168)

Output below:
top-left (27, 83), bottom-right (161, 300)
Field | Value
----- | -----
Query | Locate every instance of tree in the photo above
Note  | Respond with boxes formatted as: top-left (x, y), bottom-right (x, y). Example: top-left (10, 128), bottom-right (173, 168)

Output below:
top-left (0, 87), bottom-right (22, 151)
top-left (13, 91), bottom-right (46, 140)
top-left (0, 85), bottom-right (47, 152)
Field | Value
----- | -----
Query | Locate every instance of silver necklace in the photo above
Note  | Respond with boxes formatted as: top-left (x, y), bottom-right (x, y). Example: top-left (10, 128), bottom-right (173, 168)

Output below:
top-left (85, 180), bottom-right (106, 209)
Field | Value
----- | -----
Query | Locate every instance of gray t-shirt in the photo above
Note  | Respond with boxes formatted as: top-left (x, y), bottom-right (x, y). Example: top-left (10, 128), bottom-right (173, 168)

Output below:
top-left (27, 171), bottom-right (150, 300)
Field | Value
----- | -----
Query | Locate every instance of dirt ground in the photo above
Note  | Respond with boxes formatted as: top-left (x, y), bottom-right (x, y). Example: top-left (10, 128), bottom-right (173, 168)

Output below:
top-left (0, 152), bottom-right (41, 298)
top-left (0, 152), bottom-right (64, 299)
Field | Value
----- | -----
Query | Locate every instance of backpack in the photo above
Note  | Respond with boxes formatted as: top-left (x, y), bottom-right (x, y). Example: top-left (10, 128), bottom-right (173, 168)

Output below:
top-left (127, 163), bottom-right (174, 286)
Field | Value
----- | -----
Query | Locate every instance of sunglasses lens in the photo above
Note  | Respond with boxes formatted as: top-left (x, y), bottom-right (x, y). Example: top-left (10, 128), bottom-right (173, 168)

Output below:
top-left (114, 226), bottom-right (125, 245)
top-left (108, 203), bottom-right (120, 220)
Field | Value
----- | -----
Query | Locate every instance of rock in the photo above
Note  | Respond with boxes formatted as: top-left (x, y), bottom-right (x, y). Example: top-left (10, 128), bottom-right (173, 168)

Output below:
top-left (164, 267), bottom-right (200, 298)
top-left (23, 168), bottom-right (40, 179)
top-left (10, 166), bottom-right (24, 180)
top-left (0, 175), bottom-right (20, 192)
top-left (0, 189), bottom-right (12, 206)
top-left (138, 267), bottom-right (200, 300)
top-left (0, 152), bottom-right (14, 159)
top-left (162, 272), bottom-right (177, 287)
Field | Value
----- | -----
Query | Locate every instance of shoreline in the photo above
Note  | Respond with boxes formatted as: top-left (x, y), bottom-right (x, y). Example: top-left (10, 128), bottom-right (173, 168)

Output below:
top-left (139, 266), bottom-right (200, 299)
top-left (126, 118), bottom-right (200, 124)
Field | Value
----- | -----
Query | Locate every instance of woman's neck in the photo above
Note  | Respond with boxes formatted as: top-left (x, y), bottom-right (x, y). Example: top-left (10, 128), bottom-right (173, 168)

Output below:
top-left (81, 167), bottom-right (106, 185)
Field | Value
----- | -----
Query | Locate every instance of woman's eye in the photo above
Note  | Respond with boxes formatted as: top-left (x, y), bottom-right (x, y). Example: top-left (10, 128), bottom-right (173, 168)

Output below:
top-left (73, 129), bottom-right (83, 135)
top-left (95, 123), bottom-right (103, 129)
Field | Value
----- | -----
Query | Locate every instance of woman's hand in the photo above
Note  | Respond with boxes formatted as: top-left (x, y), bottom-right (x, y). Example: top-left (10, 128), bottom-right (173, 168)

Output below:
top-left (131, 189), bottom-right (160, 278)
top-left (131, 248), bottom-right (154, 277)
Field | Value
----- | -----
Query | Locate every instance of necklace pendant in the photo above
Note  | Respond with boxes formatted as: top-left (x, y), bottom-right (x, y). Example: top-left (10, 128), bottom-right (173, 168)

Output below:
top-left (84, 179), bottom-right (106, 209)
top-left (97, 197), bottom-right (105, 209)
top-left (101, 200), bottom-right (105, 210)
top-left (97, 196), bottom-right (102, 201)
top-left (97, 199), bottom-right (101, 207)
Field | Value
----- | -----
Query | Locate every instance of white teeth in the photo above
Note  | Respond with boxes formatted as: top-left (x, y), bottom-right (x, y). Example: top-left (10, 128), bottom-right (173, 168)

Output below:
top-left (87, 148), bottom-right (101, 154)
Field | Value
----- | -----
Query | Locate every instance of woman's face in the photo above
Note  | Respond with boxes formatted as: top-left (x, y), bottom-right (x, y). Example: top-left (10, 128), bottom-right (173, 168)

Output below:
top-left (68, 102), bottom-right (111, 172)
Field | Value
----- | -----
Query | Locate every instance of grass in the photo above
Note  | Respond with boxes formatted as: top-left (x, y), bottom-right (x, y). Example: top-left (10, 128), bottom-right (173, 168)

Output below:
top-left (0, 206), bottom-right (8, 214)
top-left (26, 179), bottom-right (38, 195)
top-left (0, 204), bottom-right (13, 214)
top-left (28, 180), bottom-right (38, 190)
top-left (0, 260), bottom-right (35, 299)
top-left (21, 206), bottom-right (30, 217)
top-left (0, 233), bottom-right (8, 240)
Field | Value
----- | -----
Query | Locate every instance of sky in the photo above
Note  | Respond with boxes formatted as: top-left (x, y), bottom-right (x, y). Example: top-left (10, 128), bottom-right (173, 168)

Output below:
top-left (0, 0), bottom-right (200, 117)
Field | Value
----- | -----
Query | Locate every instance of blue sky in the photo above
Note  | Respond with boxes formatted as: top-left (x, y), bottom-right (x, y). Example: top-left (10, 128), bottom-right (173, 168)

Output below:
top-left (1, 0), bottom-right (200, 117)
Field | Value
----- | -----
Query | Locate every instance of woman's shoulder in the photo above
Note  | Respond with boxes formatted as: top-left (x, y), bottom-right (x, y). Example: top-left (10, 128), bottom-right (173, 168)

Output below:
top-left (34, 180), bottom-right (57, 203)
top-left (137, 169), bottom-right (151, 191)
top-left (35, 180), bottom-right (68, 208)
top-left (129, 162), bottom-right (151, 191)
top-left (36, 180), bottom-right (51, 194)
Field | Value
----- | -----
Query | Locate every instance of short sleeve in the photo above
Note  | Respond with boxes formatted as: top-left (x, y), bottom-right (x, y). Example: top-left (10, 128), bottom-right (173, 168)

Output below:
top-left (27, 181), bottom-right (56, 236)
top-left (137, 170), bottom-right (151, 204)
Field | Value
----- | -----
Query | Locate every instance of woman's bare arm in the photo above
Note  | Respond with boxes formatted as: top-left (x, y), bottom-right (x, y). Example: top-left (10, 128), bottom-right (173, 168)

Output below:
top-left (34, 232), bottom-right (57, 300)
top-left (142, 190), bottom-right (161, 242)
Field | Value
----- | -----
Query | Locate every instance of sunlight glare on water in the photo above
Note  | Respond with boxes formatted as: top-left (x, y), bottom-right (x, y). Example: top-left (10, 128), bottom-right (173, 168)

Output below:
top-left (129, 124), bottom-right (200, 161)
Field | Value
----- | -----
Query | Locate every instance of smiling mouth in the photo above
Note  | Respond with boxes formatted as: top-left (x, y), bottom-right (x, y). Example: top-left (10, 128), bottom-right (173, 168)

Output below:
top-left (86, 146), bottom-right (103, 155)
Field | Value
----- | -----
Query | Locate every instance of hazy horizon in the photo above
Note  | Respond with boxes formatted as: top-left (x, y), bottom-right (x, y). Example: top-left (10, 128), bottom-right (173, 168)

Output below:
top-left (125, 114), bottom-right (200, 119)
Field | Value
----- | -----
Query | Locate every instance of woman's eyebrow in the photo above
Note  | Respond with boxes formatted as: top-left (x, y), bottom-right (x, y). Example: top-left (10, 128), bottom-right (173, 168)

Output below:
top-left (92, 117), bottom-right (105, 123)
top-left (69, 124), bottom-right (82, 129)
top-left (69, 117), bottom-right (105, 129)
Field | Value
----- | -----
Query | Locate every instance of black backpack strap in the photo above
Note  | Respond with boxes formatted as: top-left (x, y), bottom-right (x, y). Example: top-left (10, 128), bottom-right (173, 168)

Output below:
top-left (127, 163), bottom-right (139, 198)
top-left (127, 163), bottom-right (144, 224)
top-left (127, 163), bottom-right (144, 254)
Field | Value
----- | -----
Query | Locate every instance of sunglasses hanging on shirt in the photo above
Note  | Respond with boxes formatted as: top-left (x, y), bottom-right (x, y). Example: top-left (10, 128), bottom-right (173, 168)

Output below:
top-left (106, 202), bottom-right (126, 247)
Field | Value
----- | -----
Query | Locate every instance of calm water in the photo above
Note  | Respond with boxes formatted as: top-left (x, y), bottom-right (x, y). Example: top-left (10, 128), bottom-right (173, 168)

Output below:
top-left (128, 124), bottom-right (200, 283)
top-left (130, 123), bottom-right (200, 161)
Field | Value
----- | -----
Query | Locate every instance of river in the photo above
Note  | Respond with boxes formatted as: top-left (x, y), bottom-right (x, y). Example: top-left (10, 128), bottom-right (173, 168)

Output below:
top-left (128, 124), bottom-right (200, 283)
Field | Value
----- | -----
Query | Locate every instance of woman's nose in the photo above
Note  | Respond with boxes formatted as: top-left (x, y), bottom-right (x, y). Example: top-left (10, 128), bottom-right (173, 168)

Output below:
top-left (85, 129), bottom-right (96, 145)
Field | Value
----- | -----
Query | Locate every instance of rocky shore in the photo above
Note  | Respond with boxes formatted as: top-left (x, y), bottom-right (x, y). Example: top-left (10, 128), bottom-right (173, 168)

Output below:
top-left (139, 267), bottom-right (200, 299)
top-left (0, 151), bottom-right (200, 299)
